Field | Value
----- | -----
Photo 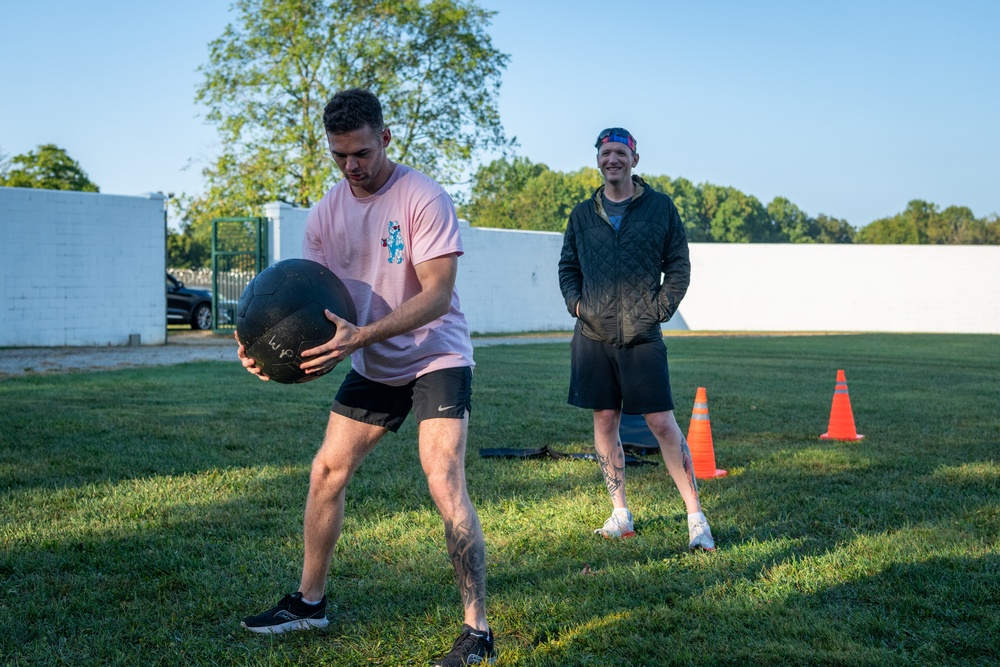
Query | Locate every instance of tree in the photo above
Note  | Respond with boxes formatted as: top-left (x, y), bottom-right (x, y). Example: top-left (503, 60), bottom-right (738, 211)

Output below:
top-left (178, 0), bottom-right (512, 265)
top-left (0, 144), bottom-right (99, 192)
top-left (461, 157), bottom-right (548, 228)
top-left (935, 205), bottom-right (985, 244)
top-left (461, 159), bottom-right (601, 231)
top-left (986, 215), bottom-right (1000, 245)
top-left (767, 196), bottom-right (816, 243)
top-left (855, 214), bottom-right (919, 244)
top-left (813, 214), bottom-right (855, 243)
top-left (644, 175), bottom-right (711, 241)
top-left (707, 188), bottom-right (775, 242)
top-left (167, 228), bottom-right (210, 269)
top-left (856, 200), bottom-right (999, 245)
top-left (508, 167), bottom-right (601, 232)
top-left (855, 200), bottom-right (938, 244)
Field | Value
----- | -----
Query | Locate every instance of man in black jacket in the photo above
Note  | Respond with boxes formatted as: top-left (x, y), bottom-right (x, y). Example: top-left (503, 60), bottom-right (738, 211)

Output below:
top-left (558, 127), bottom-right (715, 550)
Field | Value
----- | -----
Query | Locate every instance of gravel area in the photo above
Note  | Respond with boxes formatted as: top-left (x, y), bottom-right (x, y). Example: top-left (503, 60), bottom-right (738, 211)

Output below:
top-left (0, 331), bottom-right (572, 378)
top-left (0, 332), bottom-right (236, 377)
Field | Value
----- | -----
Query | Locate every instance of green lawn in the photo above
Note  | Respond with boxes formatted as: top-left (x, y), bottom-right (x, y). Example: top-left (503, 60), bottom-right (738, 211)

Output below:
top-left (1, 334), bottom-right (998, 666)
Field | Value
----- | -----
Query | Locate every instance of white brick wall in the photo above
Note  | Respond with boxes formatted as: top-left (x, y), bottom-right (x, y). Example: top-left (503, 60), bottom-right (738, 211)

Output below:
top-left (2, 189), bottom-right (997, 349)
top-left (455, 224), bottom-right (572, 334)
top-left (259, 204), bottom-right (574, 334)
top-left (0, 186), bottom-right (166, 346)
top-left (266, 203), bottom-right (1000, 335)
top-left (682, 244), bottom-right (1000, 333)
top-left (263, 201), bottom-right (308, 265)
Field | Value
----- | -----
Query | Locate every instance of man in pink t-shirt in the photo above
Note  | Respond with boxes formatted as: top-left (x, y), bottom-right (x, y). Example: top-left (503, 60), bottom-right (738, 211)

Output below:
top-left (237, 89), bottom-right (494, 666)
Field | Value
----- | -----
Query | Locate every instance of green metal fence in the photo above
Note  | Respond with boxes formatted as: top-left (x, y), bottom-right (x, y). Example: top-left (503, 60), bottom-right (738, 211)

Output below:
top-left (211, 217), bottom-right (267, 334)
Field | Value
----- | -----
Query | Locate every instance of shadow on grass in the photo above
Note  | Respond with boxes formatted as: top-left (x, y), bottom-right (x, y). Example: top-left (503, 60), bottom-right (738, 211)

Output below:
top-left (3, 474), bottom-right (997, 667)
top-left (6, 466), bottom-right (996, 666)
top-left (498, 552), bottom-right (1000, 666)
top-left (3, 336), bottom-right (999, 664)
top-left (0, 361), bottom-right (347, 494)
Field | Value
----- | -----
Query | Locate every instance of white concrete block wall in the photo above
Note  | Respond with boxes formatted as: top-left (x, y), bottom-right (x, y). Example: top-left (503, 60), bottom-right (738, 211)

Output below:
top-left (262, 204), bottom-right (573, 333)
top-left (266, 202), bottom-right (1000, 335)
top-left (0, 186), bottom-right (166, 346)
top-left (263, 201), bottom-right (309, 264)
top-left (683, 244), bottom-right (1000, 333)
top-left (455, 224), bottom-right (572, 333)
top-left (260, 205), bottom-right (569, 333)
top-left (5, 190), bottom-right (993, 349)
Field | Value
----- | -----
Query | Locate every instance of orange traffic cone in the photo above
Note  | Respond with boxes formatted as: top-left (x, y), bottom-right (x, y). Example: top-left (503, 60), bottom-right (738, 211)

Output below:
top-left (687, 387), bottom-right (727, 479)
top-left (820, 370), bottom-right (864, 441)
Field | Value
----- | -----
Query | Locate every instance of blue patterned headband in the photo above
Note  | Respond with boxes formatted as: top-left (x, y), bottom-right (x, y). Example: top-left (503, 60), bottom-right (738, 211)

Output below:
top-left (596, 127), bottom-right (636, 152)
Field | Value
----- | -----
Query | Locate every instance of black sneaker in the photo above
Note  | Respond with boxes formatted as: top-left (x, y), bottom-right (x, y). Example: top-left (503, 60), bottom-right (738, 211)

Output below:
top-left (433, 624), bottom-right (496, 666)
top-left (240, 592), bottom-right (329, 634)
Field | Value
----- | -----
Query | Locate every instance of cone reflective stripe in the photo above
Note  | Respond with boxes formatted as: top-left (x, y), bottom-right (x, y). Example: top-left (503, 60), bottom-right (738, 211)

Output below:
top-left (686, 387), bottom-right (727, 479)
top-left (820, 369), bottom-right (864, 441)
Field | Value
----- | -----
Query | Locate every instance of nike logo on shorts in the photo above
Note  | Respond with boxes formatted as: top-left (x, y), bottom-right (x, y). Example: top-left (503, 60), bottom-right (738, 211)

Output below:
top-left (438, 404), bottom-right (457, 412)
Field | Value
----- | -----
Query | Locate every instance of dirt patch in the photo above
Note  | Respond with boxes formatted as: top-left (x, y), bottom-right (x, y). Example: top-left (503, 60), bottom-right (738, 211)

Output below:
top-left (0, 331), bottom-right (574, 378)
top-left (0, 339), bottom-right (238, 377)
top-left (2, 330), bottom-right (833, 378)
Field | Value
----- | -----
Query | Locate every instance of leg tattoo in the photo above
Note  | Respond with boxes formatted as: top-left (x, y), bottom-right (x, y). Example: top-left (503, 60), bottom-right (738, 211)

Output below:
top-left (596, 443), bottom-right (626, 497)
top-left (444, 517), bottom-right (486, 612)
top-left (678, 435), bottom-right (699, 495)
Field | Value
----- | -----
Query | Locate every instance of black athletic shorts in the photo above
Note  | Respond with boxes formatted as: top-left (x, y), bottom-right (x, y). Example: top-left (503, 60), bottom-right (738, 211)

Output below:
top-left (332, 366), bottom-right (472, 433)
top-left (568, 330), bottom-right (674, 414)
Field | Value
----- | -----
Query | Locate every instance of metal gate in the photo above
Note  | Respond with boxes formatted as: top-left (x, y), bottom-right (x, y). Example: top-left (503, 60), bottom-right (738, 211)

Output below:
top-left (211, 217), bottom-right (267, 333)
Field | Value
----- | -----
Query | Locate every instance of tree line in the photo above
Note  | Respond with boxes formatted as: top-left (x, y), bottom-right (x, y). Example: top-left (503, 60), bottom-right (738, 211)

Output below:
top-left (4, 0), bottom-right (998, 267)
top-left (5, 143), bottom-right (998, 265)
top-left (0, 144), bottom-right (99, 193)
top-left (459, 157), bottom-right (1000, 245)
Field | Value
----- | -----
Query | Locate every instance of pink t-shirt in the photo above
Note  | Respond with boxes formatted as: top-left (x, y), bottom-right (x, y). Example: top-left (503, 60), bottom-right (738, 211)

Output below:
top-left (303, 164), bottom-right (474, 385)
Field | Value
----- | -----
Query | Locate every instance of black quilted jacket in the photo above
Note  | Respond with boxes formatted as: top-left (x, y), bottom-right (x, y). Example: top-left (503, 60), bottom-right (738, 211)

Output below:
top-left (558, 176), bottom-right (690, 346)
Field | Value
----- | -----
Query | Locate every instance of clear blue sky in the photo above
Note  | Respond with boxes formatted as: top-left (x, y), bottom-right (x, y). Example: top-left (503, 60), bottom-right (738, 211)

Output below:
top-left (3, 0), bottom-right (998, 229)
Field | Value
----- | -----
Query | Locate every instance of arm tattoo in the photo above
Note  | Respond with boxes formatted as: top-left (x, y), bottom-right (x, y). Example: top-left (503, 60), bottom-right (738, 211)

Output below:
top-left (596, 443), bottom-right (626, 496)
top-left (444, 517), bottom-right (486, 612)
top-left (678, 436), bottom-right (700, 495)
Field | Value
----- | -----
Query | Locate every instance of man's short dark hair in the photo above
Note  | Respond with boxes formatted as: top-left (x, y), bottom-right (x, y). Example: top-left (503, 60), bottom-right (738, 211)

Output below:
top-left (323, 89), bottom-right (384, 135)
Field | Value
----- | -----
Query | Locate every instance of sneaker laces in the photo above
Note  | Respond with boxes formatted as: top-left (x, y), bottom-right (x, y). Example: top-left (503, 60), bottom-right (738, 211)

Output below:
top-left (602, 515), bottom-right (625, 532)
top-left (596, 509), bottom-right (633, 537)
top-left (689, 519), bottom-right (715, 550)
top-left (451, 626), bottom-right (490, 655)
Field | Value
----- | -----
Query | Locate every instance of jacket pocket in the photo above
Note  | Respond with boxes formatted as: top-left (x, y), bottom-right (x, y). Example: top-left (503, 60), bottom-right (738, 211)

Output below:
top-left (577, 297), bottom-right (594, 327)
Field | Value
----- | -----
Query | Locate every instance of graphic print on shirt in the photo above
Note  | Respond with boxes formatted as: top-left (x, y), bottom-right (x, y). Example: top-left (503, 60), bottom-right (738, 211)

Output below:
top-left (380, 220), bottom-right (404, 264)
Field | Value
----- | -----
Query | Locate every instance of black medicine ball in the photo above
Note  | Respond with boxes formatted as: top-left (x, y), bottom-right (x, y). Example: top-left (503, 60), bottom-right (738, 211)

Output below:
top-left (235, 258), bottom-right (357, 384)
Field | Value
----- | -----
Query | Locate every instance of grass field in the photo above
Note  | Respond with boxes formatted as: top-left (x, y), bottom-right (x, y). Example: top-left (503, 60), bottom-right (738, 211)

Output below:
top-left (1, 334), bottom-right (998, 666)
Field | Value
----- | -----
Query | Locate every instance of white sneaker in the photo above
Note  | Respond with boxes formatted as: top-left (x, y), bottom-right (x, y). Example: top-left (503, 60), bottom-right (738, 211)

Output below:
top-left (595, 509), bottom-right (635, 539)
top-left (688, 519), bottom-right (716, 551)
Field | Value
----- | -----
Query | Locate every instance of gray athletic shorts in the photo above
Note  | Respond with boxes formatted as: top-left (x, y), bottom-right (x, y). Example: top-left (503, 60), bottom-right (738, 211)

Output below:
top-left (568, 330), bottom-right (674, 414)
top-left (332, 366), bottom-right (472, 433)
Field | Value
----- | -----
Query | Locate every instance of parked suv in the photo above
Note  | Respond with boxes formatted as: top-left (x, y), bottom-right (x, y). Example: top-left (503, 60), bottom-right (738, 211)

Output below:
top-left (167, 273), bottom-right (216, 330)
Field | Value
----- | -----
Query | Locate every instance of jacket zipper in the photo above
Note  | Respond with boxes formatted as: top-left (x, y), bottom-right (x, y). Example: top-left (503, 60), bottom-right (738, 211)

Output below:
top-left (598, 187), bottom-right (632, 347)
top-left (616, 211), bottom-right (625, 346)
